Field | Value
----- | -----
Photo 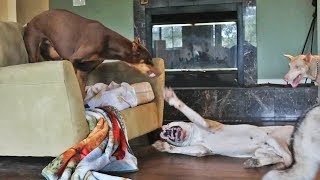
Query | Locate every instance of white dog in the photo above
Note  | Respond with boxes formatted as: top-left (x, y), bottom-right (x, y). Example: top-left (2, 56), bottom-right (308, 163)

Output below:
top-left (263, 104), bottom-right (320, 180)
top-left (153, 88), bottom-right (294, 168)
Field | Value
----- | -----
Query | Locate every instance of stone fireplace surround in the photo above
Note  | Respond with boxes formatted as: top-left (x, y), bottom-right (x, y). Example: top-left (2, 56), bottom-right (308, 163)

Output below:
top-left (133, 0), bottom-right (318, 124)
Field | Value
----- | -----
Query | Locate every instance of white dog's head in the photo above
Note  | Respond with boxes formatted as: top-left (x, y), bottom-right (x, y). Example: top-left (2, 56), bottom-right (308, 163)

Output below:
top-left (160, 121), bottom-right (193, 146)
top-left (283, 54), bottom-right (312, 88)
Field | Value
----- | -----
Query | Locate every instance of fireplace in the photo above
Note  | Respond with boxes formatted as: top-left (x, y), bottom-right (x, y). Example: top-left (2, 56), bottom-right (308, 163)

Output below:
top-left (133, 1), bottom-right (318, 125)
top-left (134, 0), bottom-right (257, 87)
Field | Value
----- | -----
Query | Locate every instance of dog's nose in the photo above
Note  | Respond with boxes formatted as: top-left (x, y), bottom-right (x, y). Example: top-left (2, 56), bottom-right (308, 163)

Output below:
top-left (161, 125), bottom-right (168, 131)
top-left (283, 75), bottom-right (288, 81)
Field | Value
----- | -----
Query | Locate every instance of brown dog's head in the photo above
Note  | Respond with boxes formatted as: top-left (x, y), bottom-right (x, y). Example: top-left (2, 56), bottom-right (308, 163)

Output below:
top-left (283, 54), bottom-right (312, 88)
top-left (128, 38), bottom-right (161, 78)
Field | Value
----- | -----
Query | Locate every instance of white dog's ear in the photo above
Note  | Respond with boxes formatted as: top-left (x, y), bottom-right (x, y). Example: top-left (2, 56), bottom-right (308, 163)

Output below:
top-left (284, 54), bottom-right (294, 61)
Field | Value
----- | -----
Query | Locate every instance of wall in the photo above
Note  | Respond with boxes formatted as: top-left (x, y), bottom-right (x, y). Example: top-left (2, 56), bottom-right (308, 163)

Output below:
top-left (257, 0), bottom-right (315, 80)
top-left (7, 0), bottom-right (16, 21)
top-left (49, 0), bottom-right (134, 40)
top-left (0, 0), bottom-right (16, 22)
top-left (0, 0), bottom-right (9, 21)
top-left (16, 0), bottom-right (49, 25)
top-left (0, 0), bottom-right (48, 24)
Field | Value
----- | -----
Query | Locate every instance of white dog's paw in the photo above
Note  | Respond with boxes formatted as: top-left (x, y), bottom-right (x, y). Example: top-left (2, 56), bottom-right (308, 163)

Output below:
top-left (163, 87), bottom-right (176, 102)
top-left (152, 140), bottom-right (172, 152)
top-left (272, 162), bottom-right (286, 170)
top-left (243, 158), bottom-right (260, 168)
top-left (163, 87), bottom-right (184, 108)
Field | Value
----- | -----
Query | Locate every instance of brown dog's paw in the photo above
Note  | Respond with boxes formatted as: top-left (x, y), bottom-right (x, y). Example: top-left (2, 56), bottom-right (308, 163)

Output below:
top-left (152, 140), bottom-right (171, 152)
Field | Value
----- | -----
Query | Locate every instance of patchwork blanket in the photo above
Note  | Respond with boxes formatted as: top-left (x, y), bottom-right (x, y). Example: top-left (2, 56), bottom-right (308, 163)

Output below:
top-left (42, 106), bottom-right (138, 180)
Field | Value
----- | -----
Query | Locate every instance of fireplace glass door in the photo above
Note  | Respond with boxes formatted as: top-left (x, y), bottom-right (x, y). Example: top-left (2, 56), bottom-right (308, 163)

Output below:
top-left (147, 4), bottom-right (243, 87)
top-left (152, 22), bottom-right (237, 71)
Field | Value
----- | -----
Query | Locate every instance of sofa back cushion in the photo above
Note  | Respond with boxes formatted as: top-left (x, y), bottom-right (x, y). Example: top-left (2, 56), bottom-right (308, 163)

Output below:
top-left (0, 21), bottom-right (28, 67)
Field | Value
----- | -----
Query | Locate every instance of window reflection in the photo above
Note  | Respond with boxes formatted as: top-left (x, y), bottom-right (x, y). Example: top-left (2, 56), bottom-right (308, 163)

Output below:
top-left (152, 22), bottom-right (238, 71)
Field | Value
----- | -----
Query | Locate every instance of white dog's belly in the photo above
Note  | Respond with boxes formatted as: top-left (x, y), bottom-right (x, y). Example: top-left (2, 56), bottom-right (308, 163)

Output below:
top-left (202, 135), bottom-right (258, 158)
top-left (197, 125), bottom-right (273, 158)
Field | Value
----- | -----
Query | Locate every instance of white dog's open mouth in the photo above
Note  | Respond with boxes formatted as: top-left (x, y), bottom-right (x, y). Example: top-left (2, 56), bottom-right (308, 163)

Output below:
top-left (291, 74), bottom-right (303, 88)
top-left (161, 126), bottom-right (186, 142)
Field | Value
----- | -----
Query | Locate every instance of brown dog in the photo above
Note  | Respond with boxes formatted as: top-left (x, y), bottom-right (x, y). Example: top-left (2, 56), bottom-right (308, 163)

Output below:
top-left (23, 9), bottom-right (160, 98)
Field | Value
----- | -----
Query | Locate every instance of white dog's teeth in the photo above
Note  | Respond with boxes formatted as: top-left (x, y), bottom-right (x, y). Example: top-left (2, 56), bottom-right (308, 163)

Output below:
top-left (149, 73), bottom-right (156, 77)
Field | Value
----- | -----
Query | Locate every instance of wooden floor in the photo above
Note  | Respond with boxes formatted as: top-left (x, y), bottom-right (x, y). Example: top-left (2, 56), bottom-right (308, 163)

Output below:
top-left (119, 146), bottom-right (270, 180)
top-left (2, 144), bottom-right (320, 180)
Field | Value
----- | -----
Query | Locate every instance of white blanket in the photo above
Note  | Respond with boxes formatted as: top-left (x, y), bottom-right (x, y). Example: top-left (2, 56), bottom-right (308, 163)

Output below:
top-left (84, 82), bottom-right (138, 110)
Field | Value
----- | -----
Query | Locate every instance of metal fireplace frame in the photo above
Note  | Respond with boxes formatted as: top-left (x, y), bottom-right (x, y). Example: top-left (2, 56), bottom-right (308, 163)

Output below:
top-left (145, 3), bottom-right (244, 87)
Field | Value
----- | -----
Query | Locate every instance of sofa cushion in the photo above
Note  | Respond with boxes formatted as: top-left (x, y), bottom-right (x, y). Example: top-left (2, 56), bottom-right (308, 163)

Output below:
top-left (0, 21), bottom-right (28, 67)
top-left (121, 102), bottom-right (159, 139)
top-left (0, 61), bottom-right (89, 156)
top-left (131, 82), bottom-right (155, 105)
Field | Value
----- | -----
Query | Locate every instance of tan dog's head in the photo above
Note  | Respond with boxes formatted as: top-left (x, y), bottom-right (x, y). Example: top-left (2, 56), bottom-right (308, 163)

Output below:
top-left (160, 121), bottom-right (192, 146)
top-left (127, 38), bottom-right (161, 78)
top-left (283, 54), bottom-right (312, 88)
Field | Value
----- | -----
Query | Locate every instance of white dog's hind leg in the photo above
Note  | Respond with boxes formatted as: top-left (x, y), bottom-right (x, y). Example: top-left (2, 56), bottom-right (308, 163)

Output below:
top-left (163, 87), bottom-right (223, 132)
top-left (243, 148), bottom-right (283, 168)
top-left (264, 138), bottom-right (292, 167)
top-left (152, 140), bottom-right (212, 157)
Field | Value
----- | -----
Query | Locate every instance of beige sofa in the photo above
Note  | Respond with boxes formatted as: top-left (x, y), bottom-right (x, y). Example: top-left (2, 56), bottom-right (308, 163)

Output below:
top-left (0, 21), bottom-right (165, 157)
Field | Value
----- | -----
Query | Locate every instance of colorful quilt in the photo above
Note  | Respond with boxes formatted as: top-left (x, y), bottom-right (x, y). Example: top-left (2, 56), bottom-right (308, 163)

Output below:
top-left (42, 106), bottom-right (138, 180)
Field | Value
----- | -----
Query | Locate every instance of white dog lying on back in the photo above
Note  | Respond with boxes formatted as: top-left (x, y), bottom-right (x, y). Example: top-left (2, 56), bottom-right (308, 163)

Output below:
top-left (153, 88), bottom-right (294, 168)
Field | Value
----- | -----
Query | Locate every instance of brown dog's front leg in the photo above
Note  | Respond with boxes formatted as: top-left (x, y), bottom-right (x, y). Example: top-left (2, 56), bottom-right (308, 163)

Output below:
top-left (23, 27), bottom-right (42, 63)
top-left (76, 70), bottom-right (88, 99)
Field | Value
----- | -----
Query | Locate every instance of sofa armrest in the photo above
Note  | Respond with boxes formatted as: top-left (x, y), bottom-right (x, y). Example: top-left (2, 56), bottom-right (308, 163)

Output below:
top-left (87, 58), bottom-right (165, 127)
top-left (0, 61), bottom-right (89, 156)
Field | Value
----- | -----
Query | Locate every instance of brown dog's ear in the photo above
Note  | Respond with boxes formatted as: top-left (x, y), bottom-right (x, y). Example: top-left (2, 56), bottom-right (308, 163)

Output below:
top-left (134, 37), bottom-right (141, 44)
top-left (284, 54), bottom-right (294, 61)
top-left (304, 53), bottom-right (313, 63)
top-left (132, 41), bottom-right (139, 55)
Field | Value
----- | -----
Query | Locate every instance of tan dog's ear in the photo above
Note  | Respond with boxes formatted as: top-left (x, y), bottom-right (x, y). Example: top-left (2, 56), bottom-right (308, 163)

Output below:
top-left (284, 54), bottom-right (294, 61)
top-left (304, 53), bottom-right (313, 63)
